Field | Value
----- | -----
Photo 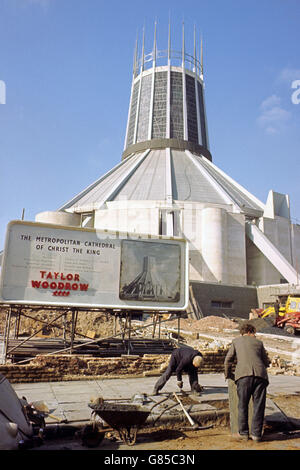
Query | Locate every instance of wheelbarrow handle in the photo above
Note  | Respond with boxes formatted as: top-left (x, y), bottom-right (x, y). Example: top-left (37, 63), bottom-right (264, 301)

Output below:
top-left (149, 395), bottom-right (171, 412)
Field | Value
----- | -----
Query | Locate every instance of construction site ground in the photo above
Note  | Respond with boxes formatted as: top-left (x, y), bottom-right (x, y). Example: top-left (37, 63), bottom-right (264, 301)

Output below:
top-left (2, 312), bottom-right (300, 452)
top-left (12, 374), bottom-right (300, 452)
top-left (10, 329), bottom-right (300, 453)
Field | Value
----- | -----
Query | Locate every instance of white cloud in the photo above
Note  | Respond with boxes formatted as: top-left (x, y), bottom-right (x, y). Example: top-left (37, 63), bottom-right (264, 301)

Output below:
top-left (260, 94), bottom-right (281, 110)
top-left (257, 94), bottom-right (291, 134)
top-left (278, 67), bottom-right (300, 84)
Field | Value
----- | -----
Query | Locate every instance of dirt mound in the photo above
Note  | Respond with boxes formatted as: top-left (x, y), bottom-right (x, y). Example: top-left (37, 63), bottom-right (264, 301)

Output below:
top-left (0, 309), bottom-right (116, 339)
top-left (167, 316), bottom-right (238, 333)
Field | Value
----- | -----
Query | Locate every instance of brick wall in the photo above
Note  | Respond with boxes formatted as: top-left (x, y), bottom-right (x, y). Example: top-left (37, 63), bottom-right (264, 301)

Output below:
top-left (0, 349), bottom-right (228, 383)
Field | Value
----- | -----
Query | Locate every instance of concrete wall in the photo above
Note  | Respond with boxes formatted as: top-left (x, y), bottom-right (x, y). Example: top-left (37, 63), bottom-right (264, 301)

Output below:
top-left (0, 350), bottom-right (229, 383)
top-left (191, 281), bottom-right (258, 319)
top-left (95, 202), bottom-right (160, 236)
top-left (246, 216), bottom-right (295, 286)
top-left (227, 214), bottom-right (247, 285)
top-left (94, 201), bottom-right (247, 287)
top-left (35, 211), bottom-right (81, 227)
top-left (180, 206), bottom-right (246, 285)
top-left (201, 207), bottom-right (228, 282)
top-left (291, 223), bottom-right (300, 272)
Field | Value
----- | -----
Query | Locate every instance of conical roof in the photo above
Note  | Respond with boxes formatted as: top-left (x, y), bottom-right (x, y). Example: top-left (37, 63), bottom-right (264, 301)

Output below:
top-left (60, 147), bottom-right (265, 217)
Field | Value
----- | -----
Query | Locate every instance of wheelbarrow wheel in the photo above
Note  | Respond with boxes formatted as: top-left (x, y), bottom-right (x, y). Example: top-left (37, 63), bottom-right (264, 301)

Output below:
top-left (81, 424), bottom-right (105, 448)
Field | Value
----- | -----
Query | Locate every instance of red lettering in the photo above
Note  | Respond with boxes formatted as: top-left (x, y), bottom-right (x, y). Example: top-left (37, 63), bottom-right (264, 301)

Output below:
top-left (34, 273), bottom-right (84, 292)
top-left (51, 290), bottom-right (71, 297)
top-left (31, 280), bottom-right (41, 288)
top-left (80, 283), bottom-right (89, 291)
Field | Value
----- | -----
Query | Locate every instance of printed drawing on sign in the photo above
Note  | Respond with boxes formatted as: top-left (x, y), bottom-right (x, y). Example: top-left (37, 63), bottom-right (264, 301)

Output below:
top-left (119, 240), bottom-right (181, 302)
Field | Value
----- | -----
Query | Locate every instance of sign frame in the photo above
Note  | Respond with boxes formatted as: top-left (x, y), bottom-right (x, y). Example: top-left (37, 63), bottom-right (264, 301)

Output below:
top-left (0, 220), bottom-right (189, 311)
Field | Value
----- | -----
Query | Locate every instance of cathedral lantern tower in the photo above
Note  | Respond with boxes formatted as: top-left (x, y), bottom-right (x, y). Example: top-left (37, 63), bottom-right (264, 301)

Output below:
top-left (123, 23), bottom-right (210, 160)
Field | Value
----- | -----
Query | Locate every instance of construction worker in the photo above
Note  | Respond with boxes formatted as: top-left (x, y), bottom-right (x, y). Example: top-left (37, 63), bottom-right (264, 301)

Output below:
top-left (153, 346), bottom-right (204, 395)
top-left (274, 298), bottom-right (280, 316)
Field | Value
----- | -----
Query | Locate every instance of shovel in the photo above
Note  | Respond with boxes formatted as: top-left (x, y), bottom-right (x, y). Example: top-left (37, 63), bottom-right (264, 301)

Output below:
top-left (173, 392), bottom-right (212, 431)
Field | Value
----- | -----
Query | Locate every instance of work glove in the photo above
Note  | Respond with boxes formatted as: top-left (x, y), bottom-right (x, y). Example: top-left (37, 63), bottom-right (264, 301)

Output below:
top-left (177, 381), bottom-right (183, 389)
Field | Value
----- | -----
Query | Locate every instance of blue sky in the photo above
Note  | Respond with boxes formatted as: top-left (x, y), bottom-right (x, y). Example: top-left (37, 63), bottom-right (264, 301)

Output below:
top-left (0, 0), bottom-right (300, 249)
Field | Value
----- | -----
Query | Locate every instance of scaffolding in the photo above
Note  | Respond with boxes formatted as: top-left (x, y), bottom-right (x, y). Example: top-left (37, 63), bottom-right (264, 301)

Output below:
top-left (0, 303), bottom-right (184, 364)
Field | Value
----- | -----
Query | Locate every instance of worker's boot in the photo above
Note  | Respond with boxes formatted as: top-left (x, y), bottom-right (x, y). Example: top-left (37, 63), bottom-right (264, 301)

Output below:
top-left (191, 383), bottom-right (203, 396)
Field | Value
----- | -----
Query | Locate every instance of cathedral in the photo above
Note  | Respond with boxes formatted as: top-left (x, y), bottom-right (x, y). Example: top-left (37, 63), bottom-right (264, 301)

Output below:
top-left (35, 25), bottom-right (300, 317)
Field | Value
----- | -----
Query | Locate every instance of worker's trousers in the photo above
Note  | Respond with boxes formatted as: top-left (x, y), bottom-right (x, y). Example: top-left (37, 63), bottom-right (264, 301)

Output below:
top-left (236, 376), bottom-right (267, 438)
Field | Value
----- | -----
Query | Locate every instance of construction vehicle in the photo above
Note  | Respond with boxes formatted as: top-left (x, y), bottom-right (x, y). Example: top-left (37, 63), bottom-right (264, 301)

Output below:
top-left (256, 295), bottom-right (300, 335)
top-left (260, 296), bottom-right (300, 319)
top-left (274, 312), bottom-right (300, 335)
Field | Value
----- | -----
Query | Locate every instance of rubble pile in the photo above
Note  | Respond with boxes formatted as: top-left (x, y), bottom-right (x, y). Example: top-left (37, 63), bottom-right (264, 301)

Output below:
top-left (165, 316), bottom-right (239, 333)
top-left (269, 355), bottom-right (300, 376)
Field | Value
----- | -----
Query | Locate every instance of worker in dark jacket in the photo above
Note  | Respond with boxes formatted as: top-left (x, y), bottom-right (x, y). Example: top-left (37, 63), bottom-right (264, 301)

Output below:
top-left (224, 322), bottom-right (270, 442)
top-left (274, 298), bottom-right (280, 316)
top-left (153, 346), bottom-right (203, 395)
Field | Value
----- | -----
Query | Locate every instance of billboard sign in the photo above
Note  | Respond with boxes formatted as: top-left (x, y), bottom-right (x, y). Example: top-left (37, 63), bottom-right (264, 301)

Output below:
top-left (0, 221), bottom-right (188, 311)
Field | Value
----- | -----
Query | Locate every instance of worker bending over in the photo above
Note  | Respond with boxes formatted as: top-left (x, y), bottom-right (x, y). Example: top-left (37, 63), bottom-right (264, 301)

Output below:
top-left (153, 346), bottom-right (204, 395)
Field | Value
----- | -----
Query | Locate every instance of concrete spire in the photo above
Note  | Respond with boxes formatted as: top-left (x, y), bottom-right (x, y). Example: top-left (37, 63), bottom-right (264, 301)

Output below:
top-left (141, 27), bottom-right (145, 73)
top-left (182, 21), bottom-right (185, 67)
top-left (153, 20), bottom-right (157, 66)
top-left (168, 18), bottom-right (171, 64)
top-left (200, 36), bottom-right (204, 79)
top-left (133, 34), bottom-right (138, 77)
top-left (193, 24), bottom-right (197, 74)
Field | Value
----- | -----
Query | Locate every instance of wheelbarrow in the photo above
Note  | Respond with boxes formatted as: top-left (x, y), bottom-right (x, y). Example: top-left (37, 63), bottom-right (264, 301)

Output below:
top-left (84, 401), bottom-right (151, 447)
top-left (83, 393), bottom-right (211, 447)
top-left (83, 393), bottom-right (178, 447)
